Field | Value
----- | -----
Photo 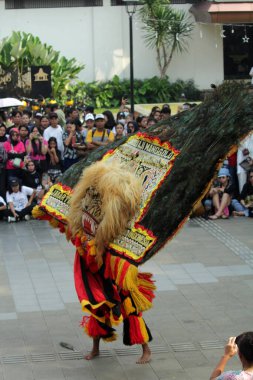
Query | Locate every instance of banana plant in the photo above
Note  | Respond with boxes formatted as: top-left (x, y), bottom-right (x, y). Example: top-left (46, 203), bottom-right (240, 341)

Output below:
top-left (0, 31), bottom-right (85, 96)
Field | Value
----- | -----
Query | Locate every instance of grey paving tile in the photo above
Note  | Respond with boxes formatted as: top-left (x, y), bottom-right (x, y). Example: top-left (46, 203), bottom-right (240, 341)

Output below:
top-left (0, 312), bottom-right (17, 320)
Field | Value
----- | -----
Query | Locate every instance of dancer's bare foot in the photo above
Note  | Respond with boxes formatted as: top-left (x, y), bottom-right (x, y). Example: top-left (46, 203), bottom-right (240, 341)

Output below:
top-left (84, 337), bottom-right (100, 360)
top-left (136, 343), bottom-right (151, 364)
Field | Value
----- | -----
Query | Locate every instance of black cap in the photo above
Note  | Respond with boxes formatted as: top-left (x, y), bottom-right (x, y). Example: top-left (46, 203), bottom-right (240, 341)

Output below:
top-left (49, 112), bottom-right (58, 119)
top-left (10, 178), bottom-right (19, 187)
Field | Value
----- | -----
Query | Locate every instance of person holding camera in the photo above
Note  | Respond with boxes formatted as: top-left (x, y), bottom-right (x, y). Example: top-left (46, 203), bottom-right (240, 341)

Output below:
top-left (62, 121), bottom-right (83, 171)
top-left (25, 126), bottom-right (48, 173)
top-left (210, 332), bottom-right (253, 379)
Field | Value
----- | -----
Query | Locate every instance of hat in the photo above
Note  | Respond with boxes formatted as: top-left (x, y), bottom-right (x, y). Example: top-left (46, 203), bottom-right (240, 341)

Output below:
top-left (95, 114), bottom-right (105, 120)
top-left (85, 113), bottom-right (95, 121)
top-left (218, 168), bottom-right (231, 177)
top-left (10, 178), bottom-right (19, 187)
top-left (49, 112), bottom-right (58, 119)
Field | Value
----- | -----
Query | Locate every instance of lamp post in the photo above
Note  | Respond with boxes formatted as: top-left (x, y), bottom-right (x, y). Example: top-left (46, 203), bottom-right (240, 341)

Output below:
top-left (122, 0), bottom-right (142, 116)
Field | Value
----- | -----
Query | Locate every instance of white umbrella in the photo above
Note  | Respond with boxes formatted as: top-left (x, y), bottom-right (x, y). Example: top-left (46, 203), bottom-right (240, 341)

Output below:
top-left (0, 98), bottom-right (23, 108)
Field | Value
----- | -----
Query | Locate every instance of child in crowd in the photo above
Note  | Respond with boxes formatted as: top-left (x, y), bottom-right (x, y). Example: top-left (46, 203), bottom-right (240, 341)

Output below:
top-left (114, 122), bottom-right (125, 141)
top-left (46, 137), bottom-right (63, 183)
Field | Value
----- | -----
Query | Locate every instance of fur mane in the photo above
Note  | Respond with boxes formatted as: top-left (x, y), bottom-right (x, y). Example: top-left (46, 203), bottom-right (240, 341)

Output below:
top-left (68, 160), bottom-right (142, 259)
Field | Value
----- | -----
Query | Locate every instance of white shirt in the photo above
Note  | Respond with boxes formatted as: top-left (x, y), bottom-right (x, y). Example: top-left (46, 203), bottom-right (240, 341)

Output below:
top-left (6, 186), bottom-right (33, 211)
top-left (43, 125), bottom-right (64, 156)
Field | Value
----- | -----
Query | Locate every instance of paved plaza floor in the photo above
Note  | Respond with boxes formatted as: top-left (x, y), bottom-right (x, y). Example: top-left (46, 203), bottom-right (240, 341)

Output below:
top-left (0, 216), bottom-right (252, 380)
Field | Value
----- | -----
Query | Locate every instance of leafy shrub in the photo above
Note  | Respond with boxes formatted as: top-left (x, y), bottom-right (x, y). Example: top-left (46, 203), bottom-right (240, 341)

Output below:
top-left (65, 75), bottom-right (200, 107)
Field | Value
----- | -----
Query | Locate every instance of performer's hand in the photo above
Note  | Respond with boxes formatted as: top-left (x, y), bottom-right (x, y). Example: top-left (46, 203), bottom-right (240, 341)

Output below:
top-left (224, 337), bottom-right (238, 358)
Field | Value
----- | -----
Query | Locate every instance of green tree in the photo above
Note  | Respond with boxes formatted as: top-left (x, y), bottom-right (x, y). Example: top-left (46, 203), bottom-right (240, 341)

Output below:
top-left (0, 31), bottom-right (85, 97)
top-left (139, 0), bottom-right (194, 78)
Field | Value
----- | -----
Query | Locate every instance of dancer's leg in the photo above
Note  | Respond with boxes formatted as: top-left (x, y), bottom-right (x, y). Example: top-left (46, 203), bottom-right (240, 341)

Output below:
top-left (85, 337), bottom-right (100, 360)
top-left (136, 343), bottom-right (151, 364)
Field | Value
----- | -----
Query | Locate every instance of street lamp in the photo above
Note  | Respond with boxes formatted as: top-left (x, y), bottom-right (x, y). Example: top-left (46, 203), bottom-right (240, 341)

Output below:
top-left (122, 0), bottom-right (142, 116)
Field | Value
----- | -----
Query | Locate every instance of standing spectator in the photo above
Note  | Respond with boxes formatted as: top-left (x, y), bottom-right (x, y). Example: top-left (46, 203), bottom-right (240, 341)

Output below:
top-left (62, 122), bottom-right (82, 171)
top-left (46, 137), bottom-right (63, 183)
top-left (40, 115), bottom-right (50, 134)
top-left (4, 128), bottom-right (26, 182)
top-left (6, 178), bottom-right (36, 222)
top-left (7, 110), bottom-right (22, 133)
top-left (67, 107), bottom-right (80, 123)
top-left (49, 103), bottom-right (66, 129)
top-left (43, 112), bottom-right (64, 157)
top-left (160, 106), bottom-right (171, 120)
top-left (0, 124), bottom-right (8, 198)
top-left (103, 110), bottom-right (116, 130)
top-left (22, 110), bottom-right (33, 131)
top-left (83, 113), bottom-right (95, 139)
top-left (127, 121), bottom-right (138, 135)
top-left (19, 125), bottom-right (29, 149)
top-left (25, 126), bottom-right (48, 173)
top-left (85, 114), bottom-right (114, 151)
top-left (115, 122), bottom-right (125, 141)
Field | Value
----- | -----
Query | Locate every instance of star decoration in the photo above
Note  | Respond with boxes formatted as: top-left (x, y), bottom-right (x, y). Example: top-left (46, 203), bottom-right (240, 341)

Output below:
top-left (242, 35), bottom-right (250, 43)
top-left (220, 30), bottom-right (226, 38)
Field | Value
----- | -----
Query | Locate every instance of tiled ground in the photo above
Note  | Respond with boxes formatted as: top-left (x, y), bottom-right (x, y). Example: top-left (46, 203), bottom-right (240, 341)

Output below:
top-left (0, 217), bottom-right (252, 379)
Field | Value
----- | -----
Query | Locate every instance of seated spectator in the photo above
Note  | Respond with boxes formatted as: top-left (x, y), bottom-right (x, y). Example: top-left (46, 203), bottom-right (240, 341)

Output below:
top-left (86, 114), bottom-right (114, 151)
top-left (4, 128), bottom-right (26, 182)
top-left (46, 137), bottom-right (63, 183)
top-left (210, 332), bottom-right (253, 380)
top-left (209, 168), bottom-right (234, 220)
top-left (6, 178), bottom-right (36, 222)
top-left (0, 195), bottom-right (7, 220)
top-left (232, 169), bottom-right (253, 217)
top-left (237, 132), bottom-right (253, 192)
top-left (62, 121), bottom-right (82, 171)
top-left (26, 126), bottom-right (48, 173)
top-left (22, 160), bottom-right (42, 189)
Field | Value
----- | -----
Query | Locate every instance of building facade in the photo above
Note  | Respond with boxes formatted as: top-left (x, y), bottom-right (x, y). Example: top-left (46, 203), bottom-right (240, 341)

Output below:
top-left (0, 0), bottom-right (251, 89)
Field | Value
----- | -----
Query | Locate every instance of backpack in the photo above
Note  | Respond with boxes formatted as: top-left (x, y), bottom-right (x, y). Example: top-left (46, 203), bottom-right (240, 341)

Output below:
top-left (92, 129), bottom-right (110, 142)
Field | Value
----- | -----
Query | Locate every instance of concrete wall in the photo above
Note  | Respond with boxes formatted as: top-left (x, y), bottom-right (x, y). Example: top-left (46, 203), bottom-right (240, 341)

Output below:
top-left (0, 0), bottom-right (224, 89)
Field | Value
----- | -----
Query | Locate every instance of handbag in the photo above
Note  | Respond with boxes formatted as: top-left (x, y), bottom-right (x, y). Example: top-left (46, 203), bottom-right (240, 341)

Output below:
top-left (239, 156), bottom-right (253, 172)
top-left (13, 157), bottom-right (22, 168)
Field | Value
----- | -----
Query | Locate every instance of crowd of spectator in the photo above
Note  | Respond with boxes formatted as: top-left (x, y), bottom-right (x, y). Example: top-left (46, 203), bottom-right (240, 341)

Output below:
top-left (0, 98), bottom-right (252, 223)
top-left (0, 99), bottom-right (173, 223)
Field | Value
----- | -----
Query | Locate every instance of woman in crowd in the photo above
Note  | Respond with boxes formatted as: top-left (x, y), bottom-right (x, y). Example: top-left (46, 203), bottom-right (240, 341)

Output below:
top-left (114, 122), bottom-right (125, 141)
top-left (237, 132), bottom-right (253, 192)
top-left (209, 167), bottom-right (234, 220)
top-left (22, 160), bottom-right (42, 190)
top-left (5, 177), bottom-right (36, 222)
top-left (46, 137), bottom-right (63, 183)
top-left (210, 332), bottom-right (253, 379)
top-left (127, 120), bottom-right (138, 135)
top-left (103, 110), bottom-right (116, 131)
top-left (4, 128), bottom-right (26, 182)
top-left (25, 126), bottom-right (48, 173)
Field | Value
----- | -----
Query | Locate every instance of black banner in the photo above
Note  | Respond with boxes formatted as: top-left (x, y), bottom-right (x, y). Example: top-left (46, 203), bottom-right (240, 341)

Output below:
top-left (31, 66), bottom-right (52, 98)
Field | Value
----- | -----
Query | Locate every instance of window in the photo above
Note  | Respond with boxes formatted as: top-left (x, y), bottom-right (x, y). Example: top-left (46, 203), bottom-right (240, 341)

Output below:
top-left (111, 0), bottom-right (190, 5)
top-left (5, 0), bottom-right (103, 8)
top-left (223, 25), bottom-right (253, 80)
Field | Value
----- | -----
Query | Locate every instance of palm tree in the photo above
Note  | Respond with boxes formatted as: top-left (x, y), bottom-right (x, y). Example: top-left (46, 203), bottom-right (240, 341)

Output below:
top-left (138, 0), bottom-right (194, 78)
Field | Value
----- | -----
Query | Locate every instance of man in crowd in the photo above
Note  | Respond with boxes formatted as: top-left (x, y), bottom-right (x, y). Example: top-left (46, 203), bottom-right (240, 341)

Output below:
top-left (43, 112), bottom-right (64, 157)
top-left (85, 114), bottom-right (114, 150)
